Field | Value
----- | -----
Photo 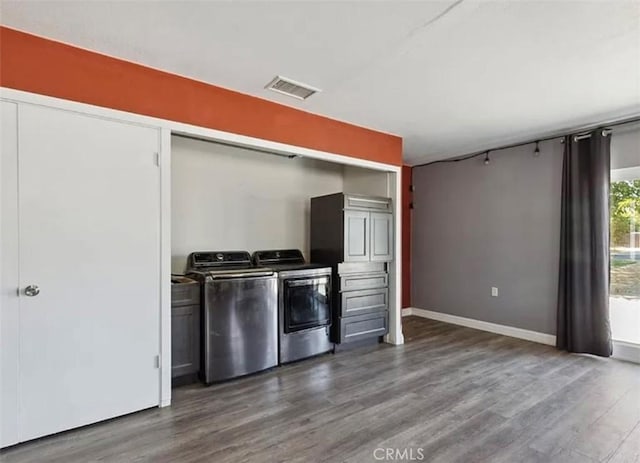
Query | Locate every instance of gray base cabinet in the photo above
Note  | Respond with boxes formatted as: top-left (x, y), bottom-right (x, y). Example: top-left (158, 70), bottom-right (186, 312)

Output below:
top-left (334, 263), bottom-right (389, 344)
top-left (171, 277), bottom-right (200, 385)
top-left (311, 193), bottom-right (393, 345)
top-left (339, 311), bottom-right (388, 344)
top-left (341, 287), bottom-right (389, 318)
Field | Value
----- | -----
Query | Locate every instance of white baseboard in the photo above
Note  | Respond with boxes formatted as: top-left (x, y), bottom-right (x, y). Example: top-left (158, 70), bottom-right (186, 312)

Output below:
top-left (612, 340), bottom-right (640, 364)
top-left (404, 307), bottom-right (639, 363)
top-left (404, 307), bottom-right (557, 346)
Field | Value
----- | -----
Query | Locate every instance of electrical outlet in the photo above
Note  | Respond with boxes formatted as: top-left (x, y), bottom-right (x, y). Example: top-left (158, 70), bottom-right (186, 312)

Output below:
top-left (491, 287), bottom-right (499, 297)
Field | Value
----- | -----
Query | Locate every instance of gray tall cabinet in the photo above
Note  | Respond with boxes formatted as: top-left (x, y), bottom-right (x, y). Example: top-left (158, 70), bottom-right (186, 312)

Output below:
top-left (310, 193), bottom-right (393, 346)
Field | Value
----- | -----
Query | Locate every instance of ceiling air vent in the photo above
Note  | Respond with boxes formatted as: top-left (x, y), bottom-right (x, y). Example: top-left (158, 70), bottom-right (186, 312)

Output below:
top-left (265, 76), bottom-right (321, 100)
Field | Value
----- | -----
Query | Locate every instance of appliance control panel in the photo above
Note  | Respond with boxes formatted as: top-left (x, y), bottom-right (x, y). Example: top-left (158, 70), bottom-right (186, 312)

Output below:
top-left (253, 249), bottom-right (305, 265)
top-left (188, 251), bottom-right (253, 268)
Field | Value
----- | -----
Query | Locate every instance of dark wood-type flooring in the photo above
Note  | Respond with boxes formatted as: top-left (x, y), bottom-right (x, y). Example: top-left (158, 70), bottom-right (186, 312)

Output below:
top-left (2, 316), bottom-right (639, 462)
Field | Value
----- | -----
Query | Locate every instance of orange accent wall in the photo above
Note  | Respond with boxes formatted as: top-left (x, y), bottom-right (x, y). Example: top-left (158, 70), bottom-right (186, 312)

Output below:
top-left (1, 26), bottom-right (410, 307)
top-left (401, 165), bottom-right (412, 308)
top-left (0, 27), bottom-right (402, 165)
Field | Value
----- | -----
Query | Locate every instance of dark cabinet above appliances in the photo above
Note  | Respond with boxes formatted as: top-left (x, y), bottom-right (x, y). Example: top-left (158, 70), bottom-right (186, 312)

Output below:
top-left (312, 193), bottom-right (393, 265)
top-left (310, 193), bottom-right (393, 346)
top-left (344, 209), bottom-right (393, 262)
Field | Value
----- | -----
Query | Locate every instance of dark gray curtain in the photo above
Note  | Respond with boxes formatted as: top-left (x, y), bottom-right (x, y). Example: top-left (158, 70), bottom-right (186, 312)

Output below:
top-left (557, 129), bottom-right (612, 357)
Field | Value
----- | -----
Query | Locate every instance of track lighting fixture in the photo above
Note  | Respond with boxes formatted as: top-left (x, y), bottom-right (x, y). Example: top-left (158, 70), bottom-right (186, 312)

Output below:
top-left (483, 151), bottom-right (490, 165)
top-left (534, 141), bottom-right (540, 157)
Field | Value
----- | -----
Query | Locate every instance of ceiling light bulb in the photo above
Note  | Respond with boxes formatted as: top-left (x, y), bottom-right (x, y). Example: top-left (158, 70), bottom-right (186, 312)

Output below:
top-left (534, 141), bottom-right (540, 157)
top-left (484, 152), bottom-right (490, 165)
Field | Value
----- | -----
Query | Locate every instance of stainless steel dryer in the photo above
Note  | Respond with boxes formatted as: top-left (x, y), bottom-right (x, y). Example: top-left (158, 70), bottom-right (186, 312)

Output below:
top-left (253, 250), bottom-right (333, 364)
top-left (186, 251), bottom-right (277, 383)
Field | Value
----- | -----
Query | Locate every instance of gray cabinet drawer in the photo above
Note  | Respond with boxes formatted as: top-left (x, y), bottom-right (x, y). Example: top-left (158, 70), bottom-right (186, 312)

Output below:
top-left (339, 311), bottom-right (388, 343)
top-left (341, 287), bottom-right (388, 317)
top-left (344, 194), bottom-right (391, 212)
top-left (341, 272), bottom-right (388, 291)
top-left (171, 278), bottom-right (200, 306)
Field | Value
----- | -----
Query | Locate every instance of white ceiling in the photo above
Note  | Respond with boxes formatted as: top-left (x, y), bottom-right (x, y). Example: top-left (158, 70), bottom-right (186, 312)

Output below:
top-left (1, 0), bottom-right (639, 164)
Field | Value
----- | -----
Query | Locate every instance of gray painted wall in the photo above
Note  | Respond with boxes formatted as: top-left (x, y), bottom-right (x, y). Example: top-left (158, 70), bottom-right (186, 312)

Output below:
top-left (411, 140), bottom-right (563, 335)
top-left (171, 136), bottom-right (344, 273)
top-left (611, 123), bottom-right (640, 170)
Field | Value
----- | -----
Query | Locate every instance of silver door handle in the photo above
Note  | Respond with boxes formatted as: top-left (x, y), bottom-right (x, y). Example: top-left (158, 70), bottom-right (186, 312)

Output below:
top-left (24, 285), bottom-right (40, 297)
top-left (288, 278), bottom-right (329, 287)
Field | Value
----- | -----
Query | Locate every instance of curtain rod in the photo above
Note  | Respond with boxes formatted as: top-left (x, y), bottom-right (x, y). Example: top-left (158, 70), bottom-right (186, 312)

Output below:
top-left (570, 129), bottom-right (611, 142)
top-left (173, 132), bottom-right (299, 159)
top-left (413, 115), bottom-right (640, 168)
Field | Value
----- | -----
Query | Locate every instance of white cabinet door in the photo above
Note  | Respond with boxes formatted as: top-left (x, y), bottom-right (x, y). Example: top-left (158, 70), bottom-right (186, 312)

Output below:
top-left (1, 101), bottom-right (20, 448)
top-left (17, 105), bottom-right (161, 442)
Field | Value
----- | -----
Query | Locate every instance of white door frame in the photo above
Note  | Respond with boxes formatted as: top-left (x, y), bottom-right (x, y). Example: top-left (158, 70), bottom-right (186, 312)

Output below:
top-left (610, 165), bottom-right (640, 363)
top-left (0, 87), bottom-right (403, 410)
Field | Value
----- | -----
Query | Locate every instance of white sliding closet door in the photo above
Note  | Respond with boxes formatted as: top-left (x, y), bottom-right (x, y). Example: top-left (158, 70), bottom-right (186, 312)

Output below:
top-left (14, 105), bottom-right (161, 442)
top-left (1, 101), bottom-right (20, 447)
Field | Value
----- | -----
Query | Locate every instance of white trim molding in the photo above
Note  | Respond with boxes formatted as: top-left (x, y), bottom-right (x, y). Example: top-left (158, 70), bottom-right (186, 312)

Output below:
top-left (383, 171), bottom-right (404, 346)
top-left (402, 307), bottom-right (414, 317)
top-left (612, 340), bottom-right (640, 364)
top-left (404, 307), bottom-right (557, 346)
top-left (0, 88), bottom-right (400, 174)
top-left (159, 127), bottom-right (172, 407)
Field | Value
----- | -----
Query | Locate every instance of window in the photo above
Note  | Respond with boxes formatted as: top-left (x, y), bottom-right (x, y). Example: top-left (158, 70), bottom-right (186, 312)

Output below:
top-left (610, 177), bottom-right (640, 344)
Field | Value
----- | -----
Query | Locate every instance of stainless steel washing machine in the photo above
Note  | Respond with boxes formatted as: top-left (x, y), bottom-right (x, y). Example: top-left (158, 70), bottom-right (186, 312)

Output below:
top-left (186, 251), bottom-right (277, 383)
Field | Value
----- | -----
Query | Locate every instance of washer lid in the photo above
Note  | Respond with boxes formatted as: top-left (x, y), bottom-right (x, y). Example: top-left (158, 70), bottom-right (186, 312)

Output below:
top-left (204, 268), bottom-right (275, 279)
